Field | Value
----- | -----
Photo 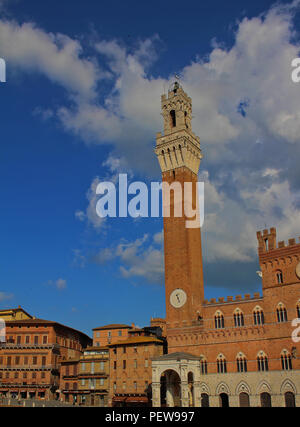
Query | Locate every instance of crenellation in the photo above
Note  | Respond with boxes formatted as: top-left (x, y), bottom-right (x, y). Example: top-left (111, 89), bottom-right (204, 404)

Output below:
top-left (203, 292), bottom-right (262, 307)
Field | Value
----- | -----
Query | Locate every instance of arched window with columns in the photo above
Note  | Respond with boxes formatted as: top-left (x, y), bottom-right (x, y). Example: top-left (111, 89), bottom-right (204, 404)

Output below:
top-left (257, 351), bottom-right (269, 372)
top-left (214, 311), bottom-right (224, 329)
top-left (253, 306), bottom-right (264, 325)
top-left (281, 349), bottom-right (293, 371)
top-left (234, 308), bottom-right (244, 327)
top-left (200, 355), bottom-right (207, 375)
top-left (236, 352), bottom-right (247, 373)
top-left (217, 354), bottom-right (227, 374)
top-left (276, 302), bottom-right (288, 323)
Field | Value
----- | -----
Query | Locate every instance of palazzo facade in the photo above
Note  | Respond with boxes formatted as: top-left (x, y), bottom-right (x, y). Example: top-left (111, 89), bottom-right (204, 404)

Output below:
top-left (151, 82), bottom-right (300, 407)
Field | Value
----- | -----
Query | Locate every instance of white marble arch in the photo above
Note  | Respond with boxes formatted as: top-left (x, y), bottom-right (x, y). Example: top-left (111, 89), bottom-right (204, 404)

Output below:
top-left (256, 380), bottom-right (272, 394)
top-left (280, 378), bottom-right (297, 394)
top-left (235, 381), bottom-right (251, 396)
top-left (199, 382), bottom-right (210, 395)
top-left (216, 382), bottom-right (231, 396)
top-left (151, 352), bottom-right (202, 407)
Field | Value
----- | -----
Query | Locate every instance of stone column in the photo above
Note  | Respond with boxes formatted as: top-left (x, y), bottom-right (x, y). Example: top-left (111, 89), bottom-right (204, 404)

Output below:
top-left (152, 382), bottom-right (161, 408)
top-left (193, 381), bottom-right (201, 407)
top-left (180, 381), bottom-right (190, 407)
top-left (166, 373), bottom-right (174, 407)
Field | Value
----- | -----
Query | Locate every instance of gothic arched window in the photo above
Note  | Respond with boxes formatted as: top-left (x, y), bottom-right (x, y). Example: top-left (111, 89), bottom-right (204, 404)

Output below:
top-left (276, 303), bottom-right (288, 323)
top-left (234, 308), bottom-right (244, 327)
top-left (281, 350), bottom-right (292, 371)
top-left (200, 356), bottom-right (207, 375)
top-left (214, 311), bottom-right (225, 329)
top-left (253, 306), bottom-right (265, 325)
top-left (236, 353), bottom-right (247, 373)
top-left (217, 354), bottom-right (227, 374)
top-left (257, 351), bottom-right (269, 372)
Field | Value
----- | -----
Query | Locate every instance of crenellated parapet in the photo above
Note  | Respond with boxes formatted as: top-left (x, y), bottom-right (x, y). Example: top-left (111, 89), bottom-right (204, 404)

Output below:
top-left (203, 293), bottom-right (261, 306)
top-left (256, 227), bottom-right (300, 290)
top-left (257, 227), bottom-right (300, 255)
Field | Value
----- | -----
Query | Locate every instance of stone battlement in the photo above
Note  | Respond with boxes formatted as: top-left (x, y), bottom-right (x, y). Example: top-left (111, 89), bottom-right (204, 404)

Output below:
top-left (203, 292), bottom-right (261, 305)
top-left (257, 227), bottom-right (300, 253)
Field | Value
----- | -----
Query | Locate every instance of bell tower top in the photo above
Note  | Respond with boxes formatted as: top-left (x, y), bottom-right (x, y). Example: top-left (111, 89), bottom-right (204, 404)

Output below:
top-left (155, 81), bottom-right (202, 175)
top-left (161, 81), bottom-right (193, 134)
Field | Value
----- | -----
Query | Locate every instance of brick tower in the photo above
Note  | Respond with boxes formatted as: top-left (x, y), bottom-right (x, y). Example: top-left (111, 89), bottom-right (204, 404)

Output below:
top-left (155, 81), bottom-right (204, 328)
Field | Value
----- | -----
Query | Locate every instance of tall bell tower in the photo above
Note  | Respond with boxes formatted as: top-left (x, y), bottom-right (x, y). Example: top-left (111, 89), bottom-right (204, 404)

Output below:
top-left (155, 81), bottom-right (205, 328)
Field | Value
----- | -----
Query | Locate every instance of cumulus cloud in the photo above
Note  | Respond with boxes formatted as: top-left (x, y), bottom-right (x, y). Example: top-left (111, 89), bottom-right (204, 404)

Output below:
top-left (75, 176), bottom-right (106, 230)
top-left (60, 1), bottom-right (300, 269)
top-left (1, 1), bottom-right (300, 279)
top-left (0, 19), bottom-right (101, 99)
top-left (93, 233), bottom-right (164, 284)
top-left (75, 155), bottom-right (133, 230)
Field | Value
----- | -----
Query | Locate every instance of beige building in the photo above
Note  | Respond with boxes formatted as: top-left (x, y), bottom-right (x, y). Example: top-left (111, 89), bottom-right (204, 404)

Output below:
top-left (77, 346), bottom-right (109, 406)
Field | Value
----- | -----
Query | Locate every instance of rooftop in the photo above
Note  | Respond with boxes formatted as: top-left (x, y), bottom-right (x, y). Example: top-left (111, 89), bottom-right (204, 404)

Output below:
top-left (108, 336), bottom-right (164, 347)
top-left (93, 324), bottom-right (133, 331)
top-left (6, 318), bottom-right (92, 341)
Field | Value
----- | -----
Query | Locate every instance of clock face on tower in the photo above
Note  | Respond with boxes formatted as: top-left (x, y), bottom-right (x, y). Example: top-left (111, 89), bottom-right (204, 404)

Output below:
top-left (170, 289), bottom-right (187, 308)
top-left (296, 262), bottom-right (300, 279)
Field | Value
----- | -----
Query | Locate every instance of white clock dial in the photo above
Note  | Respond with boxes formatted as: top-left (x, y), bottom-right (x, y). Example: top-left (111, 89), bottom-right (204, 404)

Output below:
top-left (170, 289), bottom-right (187, 308)
top-left (296, 262), bottom-right (300, 279)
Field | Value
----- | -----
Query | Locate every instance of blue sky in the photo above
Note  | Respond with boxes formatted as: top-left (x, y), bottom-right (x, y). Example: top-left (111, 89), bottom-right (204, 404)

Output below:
top-left (0, 0), bottom-right (300, 336)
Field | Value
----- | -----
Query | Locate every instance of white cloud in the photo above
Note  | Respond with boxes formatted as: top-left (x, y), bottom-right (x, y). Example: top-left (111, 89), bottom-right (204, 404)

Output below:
top-left (0, 291), bottom-right (13, 301)
top-left (1, 2), bottom-right (300, 269)
top-left (75, 176), bottom-right (106, 230)
top-left (94, 233), bottom-right (164, 284)
top-left (0, 19), bottom-right (100, 99)
top-left (48, 278), bottom-right (67, 290)
top-left (75, 156), bottom-right (134, 230)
